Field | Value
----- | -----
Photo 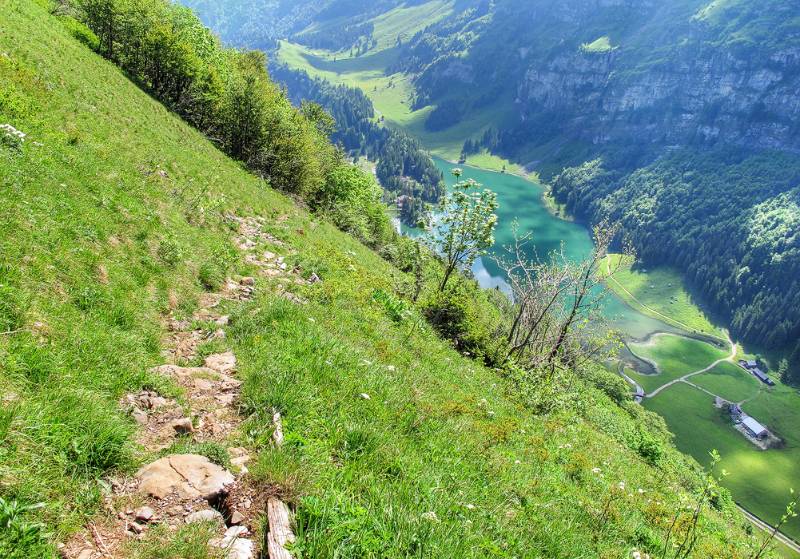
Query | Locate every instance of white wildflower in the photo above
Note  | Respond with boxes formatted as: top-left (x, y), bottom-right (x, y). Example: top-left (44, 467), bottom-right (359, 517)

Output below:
top-left (618, 481), bottom-right (626, 491)
top-left (592, 467), bottom-right (602, 474)
top-left (465, 504), bottom-right (475, 510)
top-left (359, 393), bottom-right (371, 400)
top-left (421, 511), bottom-right (439, 523)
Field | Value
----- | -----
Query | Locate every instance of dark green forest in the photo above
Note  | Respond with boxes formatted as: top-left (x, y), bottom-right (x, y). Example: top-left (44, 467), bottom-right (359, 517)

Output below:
top-left (270, 65), bottom-right (444, 224)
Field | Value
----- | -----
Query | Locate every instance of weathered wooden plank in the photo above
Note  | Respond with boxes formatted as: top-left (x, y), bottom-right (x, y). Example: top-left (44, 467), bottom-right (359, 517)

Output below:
top-left (272, 410), bottom-right (284, 447)
top-left (267, 497), bottom-right (294, 559)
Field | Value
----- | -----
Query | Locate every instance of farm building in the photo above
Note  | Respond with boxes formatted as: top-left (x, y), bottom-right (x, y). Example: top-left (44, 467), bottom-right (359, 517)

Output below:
top-left (738, 360), bottom-right (775, 386)
top-left (742, 416), bottom-right (769, 439)
top-left (752, 368), bottom-right (775, 386)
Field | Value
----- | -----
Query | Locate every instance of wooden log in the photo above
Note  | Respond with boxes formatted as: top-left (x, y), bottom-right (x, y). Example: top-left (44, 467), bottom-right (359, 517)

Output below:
top-left (267, 497), bottom-right (294, 559)
top-left (272, 410), bottom-right (284, 448)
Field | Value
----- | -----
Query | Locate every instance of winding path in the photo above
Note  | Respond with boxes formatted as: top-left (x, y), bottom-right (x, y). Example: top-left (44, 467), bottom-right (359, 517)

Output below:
top-left (604, 258), bottom-right (726, 344)
top-left (645, 332), bottom-right (737, 398)
top-left (738, 505), bottom-right (800, 555)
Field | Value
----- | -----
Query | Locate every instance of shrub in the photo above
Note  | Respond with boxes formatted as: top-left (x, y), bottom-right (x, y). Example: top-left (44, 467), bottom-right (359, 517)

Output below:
top-left (420, 280), bottom-right (505, 364)
top-left (0, 498), bottom-right (50, 559)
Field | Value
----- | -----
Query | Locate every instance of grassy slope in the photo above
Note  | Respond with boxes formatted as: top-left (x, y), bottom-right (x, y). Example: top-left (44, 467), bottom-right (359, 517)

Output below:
top-left (0, 1), bottom-right (776, 557)
top-left (604, 254), bottom-right (726, 339)
top-left (627, 334), bottom-right (728, 393)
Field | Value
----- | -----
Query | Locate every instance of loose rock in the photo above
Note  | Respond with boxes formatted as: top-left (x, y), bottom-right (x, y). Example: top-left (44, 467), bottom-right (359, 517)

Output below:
top-left (137, 454), bottom-right (234, 500)
top-left (185, 509), bottom-right (224, 524)
top-left (171, 417), bottom-right (195, 435)
top-left (134, 506), bottom-right (155, 522)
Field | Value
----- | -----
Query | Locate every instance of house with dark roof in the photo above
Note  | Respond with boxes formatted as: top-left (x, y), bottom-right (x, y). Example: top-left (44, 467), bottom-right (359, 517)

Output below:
top-left (751, 368), bottom-right (775, 386)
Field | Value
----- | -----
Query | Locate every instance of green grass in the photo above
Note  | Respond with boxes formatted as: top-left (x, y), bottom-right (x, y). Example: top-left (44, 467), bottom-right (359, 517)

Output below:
top-left (646, 383), bottom-right (800, 541)
top-left (604, 254), bottom-right (726, 339)
top-left (275, 39), bottom-right (522, 173)
top-left (627, 334), bottom-right (728, 393)
top-left (0, 1), bottom-right (777, 557)
top-left (693, 361), bottom-right (763, 402)
top-left (581, 36), bottom-right (616, 53)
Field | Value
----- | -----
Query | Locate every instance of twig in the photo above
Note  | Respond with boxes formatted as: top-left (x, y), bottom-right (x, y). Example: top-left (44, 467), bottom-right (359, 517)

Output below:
top-left (0, 328), bottom-right (24, 336)
top-left (90, 522), bottom-right (112, 558)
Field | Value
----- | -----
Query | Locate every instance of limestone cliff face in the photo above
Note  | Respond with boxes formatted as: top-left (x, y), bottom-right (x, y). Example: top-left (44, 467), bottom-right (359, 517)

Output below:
top-left (514, 7), bottom-right (800, 152)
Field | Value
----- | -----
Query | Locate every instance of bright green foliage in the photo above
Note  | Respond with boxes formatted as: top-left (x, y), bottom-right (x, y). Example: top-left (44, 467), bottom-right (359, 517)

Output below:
top-left (0, 1), bottom-right (781, 556)
top-left (427, 170), bottom-right (498, 291)
top-left (316, 164), bottom-right (392, 247)
top-left (0, 498), bottom-right (49, 559)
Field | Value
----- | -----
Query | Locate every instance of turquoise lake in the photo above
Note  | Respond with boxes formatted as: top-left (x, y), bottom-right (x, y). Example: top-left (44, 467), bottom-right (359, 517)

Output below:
top-left (431, 157), bottom-right (674, 340)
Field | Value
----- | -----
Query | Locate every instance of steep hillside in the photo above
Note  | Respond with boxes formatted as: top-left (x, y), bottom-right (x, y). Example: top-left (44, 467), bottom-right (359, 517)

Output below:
top-left (0, 1), bottom-right (785, 558)
top-left (183, 0), bottom-right (800, 361)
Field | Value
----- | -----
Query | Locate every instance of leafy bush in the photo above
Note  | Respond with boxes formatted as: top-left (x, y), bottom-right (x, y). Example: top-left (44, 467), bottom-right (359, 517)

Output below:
top-left (420, 280), bottom-right (505, 364)
top-left (316, 164), bottom-right (392, 247)
top-left (0, 498), bottom-right (50, 559)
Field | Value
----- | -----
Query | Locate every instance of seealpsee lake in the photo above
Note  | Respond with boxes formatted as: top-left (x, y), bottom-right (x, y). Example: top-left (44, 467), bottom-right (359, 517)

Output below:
top-left (431, 157), bottom-right (675, 340)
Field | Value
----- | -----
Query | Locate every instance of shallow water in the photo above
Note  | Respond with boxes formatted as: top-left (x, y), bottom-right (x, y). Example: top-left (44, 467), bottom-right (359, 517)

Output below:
top-left (431, 157), bottom-right (676, 340)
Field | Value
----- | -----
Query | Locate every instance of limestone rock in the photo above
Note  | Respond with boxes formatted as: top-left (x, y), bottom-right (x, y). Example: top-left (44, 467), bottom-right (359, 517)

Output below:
top-left (185, 509), bottom-right (224, 524)
top-left (137, 454), bottom-right (234, 500)
top-left (230, 511), bottom-right (245, 525)
top-left (204, 352), bottom-right (237, 374)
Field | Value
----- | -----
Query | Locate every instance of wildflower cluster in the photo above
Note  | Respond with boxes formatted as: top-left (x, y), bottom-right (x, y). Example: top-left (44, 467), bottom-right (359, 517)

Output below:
top-left (0, 124), bottom-right (26, 150)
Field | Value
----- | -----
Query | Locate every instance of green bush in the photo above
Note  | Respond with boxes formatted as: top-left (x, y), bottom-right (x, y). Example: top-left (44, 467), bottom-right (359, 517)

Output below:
top-left (420, 280), bottom-right (505, 364)
top-left (0, 498), bottom-right (51, 559)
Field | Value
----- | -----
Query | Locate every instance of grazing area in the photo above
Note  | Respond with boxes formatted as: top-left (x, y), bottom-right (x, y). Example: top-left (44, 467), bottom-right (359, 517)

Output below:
top-left (274, 40), bottom-right (521, 174)
top-left (626, 334), bottom-right (729, 394)
top-left (604, 254), bottom-right (726, 340)
top-left (646, 383), bottom-right (800, 541)
top-left (0, 1), bottom-right (777, 558)
top-left (693, 362), bottom-right (763, 403)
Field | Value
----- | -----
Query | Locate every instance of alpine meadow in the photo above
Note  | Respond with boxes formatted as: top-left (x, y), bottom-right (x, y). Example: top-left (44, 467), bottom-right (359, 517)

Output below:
top-left (2, 1), bottom-right (800, 559)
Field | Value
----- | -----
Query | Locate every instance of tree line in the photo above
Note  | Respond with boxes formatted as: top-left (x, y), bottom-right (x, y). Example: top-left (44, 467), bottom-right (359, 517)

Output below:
top-left (270, 64), bottom-right (445, 225)
top-left (550, 149), bottom-right (800, 378)
top-left (65, 0), bottom-right (405, 250)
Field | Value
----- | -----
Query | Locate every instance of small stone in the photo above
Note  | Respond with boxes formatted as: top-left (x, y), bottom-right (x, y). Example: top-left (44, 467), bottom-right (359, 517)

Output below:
top-left (117, 511), bottom-right (126, 520)
top-left (77, 549), bottom-right (94, 559)
top-left (204, 352), bottom-right (237, 374)
top-left (240, 277), bottom-right (255, 286)
top-left (172, 417), bottom-right (194, 435)
top-left (135, 506), bottom-right (155, 522)
top-left (242, 498), bottom-right (252, 510)
top-left (230, 511), bottom-right (245, 525)
top-left (308, 272), bottom-right (321, 284)
top-left (128, 521), bottom-right (145, 534)
top-left (359, 393), bottom-right (371, 400)
top-left (215, 315), bottom-right (230, 327)
top-left (132, 409), bottom-right (148, 425)
top-left (185, 509), bottom-right (224, 524)
top-left (167, 505), bottom-right (185, 516)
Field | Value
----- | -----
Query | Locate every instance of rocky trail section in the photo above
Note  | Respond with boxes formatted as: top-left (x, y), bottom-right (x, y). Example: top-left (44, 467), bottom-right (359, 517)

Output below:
top-left (63, 215), bottom-right (306, 559)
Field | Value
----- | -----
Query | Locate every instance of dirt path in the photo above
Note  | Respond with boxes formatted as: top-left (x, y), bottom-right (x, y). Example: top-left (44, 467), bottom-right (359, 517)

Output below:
top-left (645, 332), bottom-right (736, 398)
top-left (64, 215), bottom-right (306, 559)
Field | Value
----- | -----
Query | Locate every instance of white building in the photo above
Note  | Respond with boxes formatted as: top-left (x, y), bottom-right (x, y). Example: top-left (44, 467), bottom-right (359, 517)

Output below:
top-left (742, 416), bottom-right (768, 439)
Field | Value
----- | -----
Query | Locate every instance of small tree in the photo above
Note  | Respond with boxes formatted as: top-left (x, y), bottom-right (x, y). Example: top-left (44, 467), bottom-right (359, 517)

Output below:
top-left (427, 169), bottom-right (498, 292)
top-left (751, 489), bottom-right (798, 559)
top-left (495, 221), bottom-right (626, 377)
